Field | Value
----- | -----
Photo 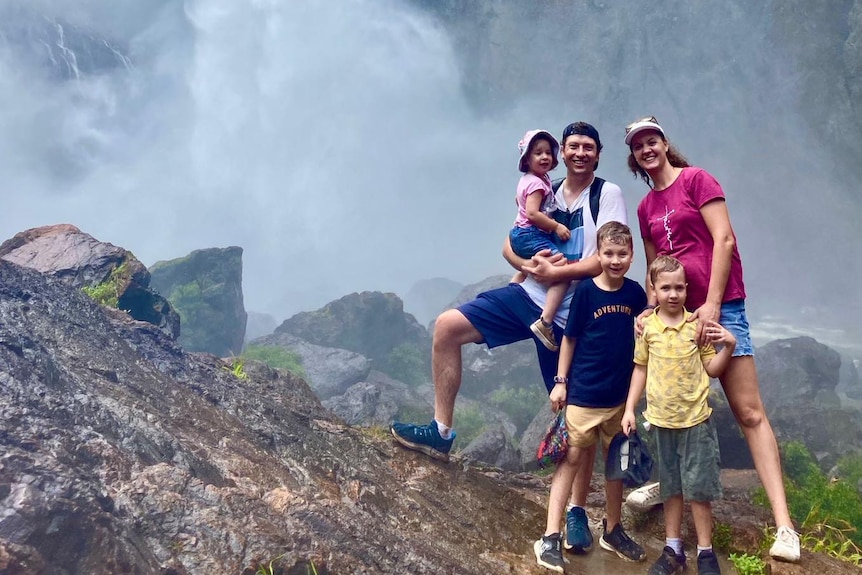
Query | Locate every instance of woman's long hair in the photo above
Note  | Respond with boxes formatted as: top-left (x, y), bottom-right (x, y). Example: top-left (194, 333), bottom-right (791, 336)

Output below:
top-left (627, 140), bottom-right (691, 187)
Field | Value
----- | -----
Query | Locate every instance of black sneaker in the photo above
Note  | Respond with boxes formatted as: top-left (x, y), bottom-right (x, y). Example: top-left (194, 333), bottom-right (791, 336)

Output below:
top-left (648, 546), bottom-right (686, 575)
top-left (390, 420), bottom-right (455, 461)
top-left (697, 550), bottom-right (721, 575)
top-left (599, 518), bottom-right (646, 562)
top-left (533, 533), bottom-right (565, 573)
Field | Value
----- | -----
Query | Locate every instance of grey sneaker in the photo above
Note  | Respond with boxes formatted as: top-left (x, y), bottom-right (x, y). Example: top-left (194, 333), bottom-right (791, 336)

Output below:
top-left (563, 506), bottom-right (593, 553)
top-left (648, 546), bottom-right (686, 575)
top-left (534, 533), bottom-right (565, 573)
top-left (599, 518), bottom-right (646, 562)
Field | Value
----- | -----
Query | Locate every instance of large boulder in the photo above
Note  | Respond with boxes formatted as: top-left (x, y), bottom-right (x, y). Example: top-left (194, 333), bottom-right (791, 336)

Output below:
top-left (756, 336), bottom-right (842, 410)
top-left (0, 224), bottom-right (179, 338)
top-left (322, 370), bottom-right (418, 426)
top-left (250, 332), bottom-right (371, 399)
top-left (275, 291), bottom-right (430, 371)
top-left (461, 426), bottom-right (521, 471)
top-left (149, 247), bottom-right (247, 357)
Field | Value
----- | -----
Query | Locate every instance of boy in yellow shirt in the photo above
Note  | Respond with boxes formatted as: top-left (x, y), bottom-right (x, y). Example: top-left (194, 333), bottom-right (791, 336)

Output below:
top-left (621, 256), bottom-right (736, 575)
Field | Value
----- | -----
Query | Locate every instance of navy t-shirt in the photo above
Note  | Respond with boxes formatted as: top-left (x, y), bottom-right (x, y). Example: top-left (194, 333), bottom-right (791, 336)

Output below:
top-left (563, 277), bottom-right (647, 408)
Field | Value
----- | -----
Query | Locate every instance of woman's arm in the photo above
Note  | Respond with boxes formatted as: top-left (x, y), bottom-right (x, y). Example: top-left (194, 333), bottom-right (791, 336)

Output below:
top-left (691, 199), bottom-right (735, 332)
top-left (642, 237), bottom-right (659, 306)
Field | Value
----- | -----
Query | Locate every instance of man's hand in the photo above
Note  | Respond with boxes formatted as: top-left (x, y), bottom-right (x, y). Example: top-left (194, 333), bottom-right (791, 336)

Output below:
top-left (521, 251), bottom-right (566, 284)
top-left (687, 301), bottom-right (721, 345)
top-left (549, 383), bottom-right (566, 412)
top-left (555, 224), bottom-right (571, 242)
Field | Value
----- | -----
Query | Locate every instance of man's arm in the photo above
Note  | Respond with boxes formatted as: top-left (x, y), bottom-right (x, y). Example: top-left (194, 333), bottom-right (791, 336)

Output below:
top-left (522, 252), bottom-right (601, 284)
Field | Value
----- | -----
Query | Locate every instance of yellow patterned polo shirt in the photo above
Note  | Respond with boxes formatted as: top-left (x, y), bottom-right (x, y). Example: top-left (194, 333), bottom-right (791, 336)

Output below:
top-left (634, 310), bottom-right (716, 429)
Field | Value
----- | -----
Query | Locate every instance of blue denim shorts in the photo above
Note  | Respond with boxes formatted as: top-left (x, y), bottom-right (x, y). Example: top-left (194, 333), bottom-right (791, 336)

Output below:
top-left (719, 299), bottom-right (754, 357)
top-left (509, 226), bottom-right (561, 259)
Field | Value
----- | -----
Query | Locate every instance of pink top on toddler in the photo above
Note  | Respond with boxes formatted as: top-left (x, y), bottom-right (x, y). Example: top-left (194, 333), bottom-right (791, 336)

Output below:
top-left (513, 173), bottom-right (556, 228)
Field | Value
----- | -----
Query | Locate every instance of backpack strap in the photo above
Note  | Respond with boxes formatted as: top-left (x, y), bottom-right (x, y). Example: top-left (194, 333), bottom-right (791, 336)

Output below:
top-left (589, 177), bottom-right (604, 225)
top-left (551, 177), bottom-right (604, 225)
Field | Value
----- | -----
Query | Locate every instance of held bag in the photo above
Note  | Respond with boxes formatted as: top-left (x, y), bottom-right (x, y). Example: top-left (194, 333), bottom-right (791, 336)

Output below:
top-left (605, 431), bottom-right (654, 488)
top-left (536, 409), bottom-right (568, 469)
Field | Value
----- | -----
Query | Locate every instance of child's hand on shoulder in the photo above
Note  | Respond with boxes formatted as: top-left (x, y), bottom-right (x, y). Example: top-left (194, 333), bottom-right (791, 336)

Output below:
top-left (704, 320), bottom-right (736, 347)
top-left (555, 223), bottom-right (571, 242)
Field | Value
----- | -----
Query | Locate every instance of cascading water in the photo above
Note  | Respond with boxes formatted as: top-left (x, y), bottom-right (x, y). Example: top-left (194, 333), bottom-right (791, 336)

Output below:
top-left (0, 0), bottom-right (859, 355)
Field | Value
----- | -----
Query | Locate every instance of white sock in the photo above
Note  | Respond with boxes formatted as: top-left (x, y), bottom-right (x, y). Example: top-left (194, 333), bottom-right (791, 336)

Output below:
top-left (666, 538), bottom-right (683, 555)
top-left (566, 503), bottom-right (583, 512)
top-left (697, 545), bottom-right (713, 556)
top-left (434, 420), bottom-right (452, 439)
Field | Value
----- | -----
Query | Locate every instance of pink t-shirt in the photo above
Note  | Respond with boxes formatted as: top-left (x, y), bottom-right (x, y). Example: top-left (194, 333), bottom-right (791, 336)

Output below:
top-left (513, 173), bottom-right (555, 228)
top-left (637, 167), bottom-right (746, 310)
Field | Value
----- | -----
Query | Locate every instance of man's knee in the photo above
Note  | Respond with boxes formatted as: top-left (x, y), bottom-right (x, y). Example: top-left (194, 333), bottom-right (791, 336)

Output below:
top-left (433, 309), bottom-right (481, 347)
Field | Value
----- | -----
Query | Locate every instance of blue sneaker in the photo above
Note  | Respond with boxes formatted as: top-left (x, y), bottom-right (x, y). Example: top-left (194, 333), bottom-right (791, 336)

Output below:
top-left (390, 420), bottom-right (455, 461)
top-left (563, 506), bottom-right (593, 554)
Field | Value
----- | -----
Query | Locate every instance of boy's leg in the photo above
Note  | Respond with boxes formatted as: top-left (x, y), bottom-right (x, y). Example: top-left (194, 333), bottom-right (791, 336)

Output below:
top-left (583, 404), bottom-right (646, 562)
top-left (690, 501), bottom-right (713, 548)
top-left (545, 445), bottom-right (590, 534)
top-left (569, 443), bottom-right (595, 506)
top-left (663, 494), bottom-right (684, 540)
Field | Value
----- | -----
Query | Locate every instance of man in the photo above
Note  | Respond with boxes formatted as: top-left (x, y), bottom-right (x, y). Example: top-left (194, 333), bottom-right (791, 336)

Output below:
top-left (390, 122), bottom-right (628, 551)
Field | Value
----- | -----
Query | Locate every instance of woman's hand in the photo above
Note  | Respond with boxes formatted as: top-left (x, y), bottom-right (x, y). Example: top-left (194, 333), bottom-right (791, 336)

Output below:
top-left (549, 383), bottom-right (567, 412)
top-left (634, 307), bottom-right (654, 337)
top-left (688, 301), bottom-right (721, 345)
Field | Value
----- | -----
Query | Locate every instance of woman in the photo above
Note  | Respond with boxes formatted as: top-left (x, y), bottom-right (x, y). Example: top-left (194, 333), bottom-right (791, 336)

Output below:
top-left (624, 116), bottom-right (800, 563)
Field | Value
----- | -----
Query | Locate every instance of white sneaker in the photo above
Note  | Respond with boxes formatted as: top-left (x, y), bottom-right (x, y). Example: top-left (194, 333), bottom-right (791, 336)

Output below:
top-left (769, 526), bottom-right (801, 562)
top-left (625, 482), bottom-right (661, 511)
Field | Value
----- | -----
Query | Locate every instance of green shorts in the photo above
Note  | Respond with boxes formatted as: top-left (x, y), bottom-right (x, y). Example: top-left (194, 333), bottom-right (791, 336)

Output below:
top-left (655, 418), bottom-right (722, 502)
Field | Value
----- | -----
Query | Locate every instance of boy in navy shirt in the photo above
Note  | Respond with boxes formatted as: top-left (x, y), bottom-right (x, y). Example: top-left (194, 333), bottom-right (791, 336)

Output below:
top-left (534, 221), bottom-right (647, 572)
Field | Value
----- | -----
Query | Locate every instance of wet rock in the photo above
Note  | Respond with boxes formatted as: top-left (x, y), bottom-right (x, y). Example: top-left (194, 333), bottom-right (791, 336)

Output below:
top-left (461, 426), bottom-right (521, 471)
top-left (0, 224), bottom-right (179, 339)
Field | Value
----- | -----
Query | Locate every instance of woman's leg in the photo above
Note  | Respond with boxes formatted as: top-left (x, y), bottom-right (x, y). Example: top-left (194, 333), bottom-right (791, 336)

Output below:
top-left (720, 356), bottom-right (793, 528)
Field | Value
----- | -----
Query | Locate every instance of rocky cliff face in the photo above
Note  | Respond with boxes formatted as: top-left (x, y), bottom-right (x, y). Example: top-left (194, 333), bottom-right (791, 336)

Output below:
top-left (149, 247), bottom-right (247, 357)
top-left (0, 224), bottom-right (180, 339)
top-left (275, 291), bottom-right (430, 374)
top-left (0, 259), bottom-right (550, 574)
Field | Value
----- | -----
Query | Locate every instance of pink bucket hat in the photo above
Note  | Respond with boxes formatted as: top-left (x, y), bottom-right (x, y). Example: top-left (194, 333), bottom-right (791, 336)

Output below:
top-left (518, 129), bottom-right (560, 172)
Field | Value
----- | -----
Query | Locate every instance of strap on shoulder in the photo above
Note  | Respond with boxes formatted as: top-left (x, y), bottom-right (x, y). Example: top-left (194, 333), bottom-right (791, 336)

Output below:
top-left (589, 177), bottom-right (605, 225)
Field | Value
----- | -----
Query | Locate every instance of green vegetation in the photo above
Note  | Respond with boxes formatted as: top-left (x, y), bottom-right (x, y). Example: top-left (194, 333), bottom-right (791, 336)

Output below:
top-left (754, 441), bottom-right (862, 564)
top-left (81, 262), bottom-right (130, 308)
top-left (242, 344), bottom-right (306, 379)
top-left (386, 343), bottom-right (427, 386)
top-left (489, 386), bottom-right (545, 433)
top-left (728, 552), bottom-right (766, 575)
top-left (223, 358), bottom-right (248, 380)
top-left (452, 405), bottom-right (486, 448)
top-left (712, 521), bottom-right (733, 553)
